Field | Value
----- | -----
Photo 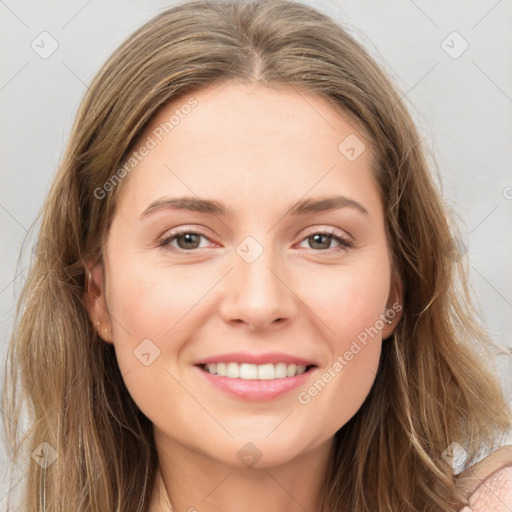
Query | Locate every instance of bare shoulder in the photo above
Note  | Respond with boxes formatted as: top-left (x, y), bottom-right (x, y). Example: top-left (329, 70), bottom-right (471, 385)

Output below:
top-left (456, 445), bottom-right (512, 511)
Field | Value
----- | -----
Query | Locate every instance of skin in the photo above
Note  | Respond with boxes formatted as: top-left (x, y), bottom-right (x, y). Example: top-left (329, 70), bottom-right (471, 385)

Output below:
top-left (85, 81), bottom-right (403, 512)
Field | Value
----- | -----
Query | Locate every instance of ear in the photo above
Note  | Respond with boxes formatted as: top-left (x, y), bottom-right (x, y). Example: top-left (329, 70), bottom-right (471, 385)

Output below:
top-left (382, 270), bottom-right (404, 340)
top-left (83, 259), bottom-right (113, 343)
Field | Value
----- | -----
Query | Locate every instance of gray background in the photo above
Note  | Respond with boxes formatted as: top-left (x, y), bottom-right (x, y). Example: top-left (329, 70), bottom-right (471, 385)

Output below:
top-left (1, 0), bottom-right (511, 505)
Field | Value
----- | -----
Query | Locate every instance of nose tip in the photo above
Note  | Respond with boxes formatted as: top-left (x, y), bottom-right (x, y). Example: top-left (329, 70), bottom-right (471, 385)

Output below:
top-left (220, 255), bottom-right (297, 332)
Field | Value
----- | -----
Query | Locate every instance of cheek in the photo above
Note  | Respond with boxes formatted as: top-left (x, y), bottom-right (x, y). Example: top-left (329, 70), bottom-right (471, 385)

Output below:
top-left (104, 259), bottom-right (223, 395)
top-left (306, 259), bottom-right (390, 348)
top-left (107, 256), bottom-right (215, 340)
top-left (293, 262), bottom-right (388, 430)
top-left (104, 268), bottom-right (196, 423)
top-left (103, 261), bottom-right (169, 375)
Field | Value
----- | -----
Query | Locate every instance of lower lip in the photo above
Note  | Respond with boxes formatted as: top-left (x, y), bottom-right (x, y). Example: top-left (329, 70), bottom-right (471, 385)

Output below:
top-left (194, 365), bottom-right (316, 401)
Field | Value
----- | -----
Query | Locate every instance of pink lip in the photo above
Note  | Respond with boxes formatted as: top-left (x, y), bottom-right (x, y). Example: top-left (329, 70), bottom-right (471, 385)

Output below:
top-left (194, 365), bottom-right (317, 401)
top-left (194, 351), bottom-right (317, 366)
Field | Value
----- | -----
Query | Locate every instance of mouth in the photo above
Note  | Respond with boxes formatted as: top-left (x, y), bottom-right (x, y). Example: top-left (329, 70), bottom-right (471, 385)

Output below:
top-left (197, 362), bottom-right (316, 380)
top-left (194, 361), bottom-right (318, 401)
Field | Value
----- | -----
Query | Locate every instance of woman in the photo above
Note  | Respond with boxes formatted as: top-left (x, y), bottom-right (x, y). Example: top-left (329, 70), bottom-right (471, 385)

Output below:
top-left (2, 1), bottom-right (511, 511)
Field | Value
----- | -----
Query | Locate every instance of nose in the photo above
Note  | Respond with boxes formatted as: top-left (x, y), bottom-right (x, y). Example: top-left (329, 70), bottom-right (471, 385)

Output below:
top-left (219, 242), bottom-right (298, 332)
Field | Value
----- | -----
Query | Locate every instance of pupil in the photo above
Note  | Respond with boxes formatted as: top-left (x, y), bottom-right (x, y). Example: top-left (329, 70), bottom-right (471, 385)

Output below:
top-left (312, 234), bottom-right (329, 249)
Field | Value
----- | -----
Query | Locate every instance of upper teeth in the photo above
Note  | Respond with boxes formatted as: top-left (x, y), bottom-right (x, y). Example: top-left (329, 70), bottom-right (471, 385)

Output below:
top-left (204, 362), bottom-right (308, 380)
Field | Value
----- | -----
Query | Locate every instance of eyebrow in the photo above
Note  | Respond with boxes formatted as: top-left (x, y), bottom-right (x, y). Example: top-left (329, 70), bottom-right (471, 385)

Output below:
top-left (139, 194), bottom-right (368, 219)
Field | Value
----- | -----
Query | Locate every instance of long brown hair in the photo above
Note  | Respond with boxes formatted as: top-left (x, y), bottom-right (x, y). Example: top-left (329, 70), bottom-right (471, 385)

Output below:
top-left (2, 1), bottom-right (511, 510)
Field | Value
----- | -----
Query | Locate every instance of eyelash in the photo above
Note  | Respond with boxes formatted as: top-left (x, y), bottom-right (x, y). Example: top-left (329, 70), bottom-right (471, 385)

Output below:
top-left (157, 227), bottom-right (354, 254)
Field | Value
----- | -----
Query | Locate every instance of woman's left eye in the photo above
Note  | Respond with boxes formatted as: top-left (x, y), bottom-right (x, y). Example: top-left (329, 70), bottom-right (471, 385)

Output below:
top-left (297, 230), bottom-right (354, 251)
top-left (158, 228), bottom-right (353, 253)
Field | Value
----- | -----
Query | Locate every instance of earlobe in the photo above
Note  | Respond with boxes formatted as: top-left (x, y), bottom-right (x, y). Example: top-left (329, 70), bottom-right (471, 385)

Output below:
top-left (83, 260), bottom-right (113, 343)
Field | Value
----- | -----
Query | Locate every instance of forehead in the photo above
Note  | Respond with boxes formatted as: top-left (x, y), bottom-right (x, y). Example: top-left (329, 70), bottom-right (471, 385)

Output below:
top-left (115, 81), bottom-right (380, 216)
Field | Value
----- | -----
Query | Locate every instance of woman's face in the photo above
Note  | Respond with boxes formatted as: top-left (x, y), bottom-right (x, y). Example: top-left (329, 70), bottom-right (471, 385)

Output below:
top-left (87, 81), bottom-right (400, 469)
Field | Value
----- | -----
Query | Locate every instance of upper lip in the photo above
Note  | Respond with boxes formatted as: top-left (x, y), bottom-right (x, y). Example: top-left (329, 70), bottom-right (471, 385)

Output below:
top-left (195, 352), bottom-right (317, 366)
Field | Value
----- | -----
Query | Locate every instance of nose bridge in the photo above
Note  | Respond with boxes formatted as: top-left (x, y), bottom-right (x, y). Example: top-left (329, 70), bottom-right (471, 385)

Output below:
top-left (238, 239), bottom-right (281, 299)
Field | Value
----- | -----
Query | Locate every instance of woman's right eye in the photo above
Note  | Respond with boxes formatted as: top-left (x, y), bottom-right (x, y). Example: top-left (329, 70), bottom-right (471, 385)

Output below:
top-left (158, 230), bottom-right (213, 252)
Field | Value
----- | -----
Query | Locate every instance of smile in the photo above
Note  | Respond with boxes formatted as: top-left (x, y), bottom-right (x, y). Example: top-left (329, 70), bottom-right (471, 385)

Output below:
top-left (195, 362), bottom-right (317, 401)
top-left (201, 362), bottom-right (311, 380)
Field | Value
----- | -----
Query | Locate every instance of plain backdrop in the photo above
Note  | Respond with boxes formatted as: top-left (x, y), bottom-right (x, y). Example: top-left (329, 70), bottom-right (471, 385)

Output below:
top-left (1, 0), bottom-right (511, 505)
